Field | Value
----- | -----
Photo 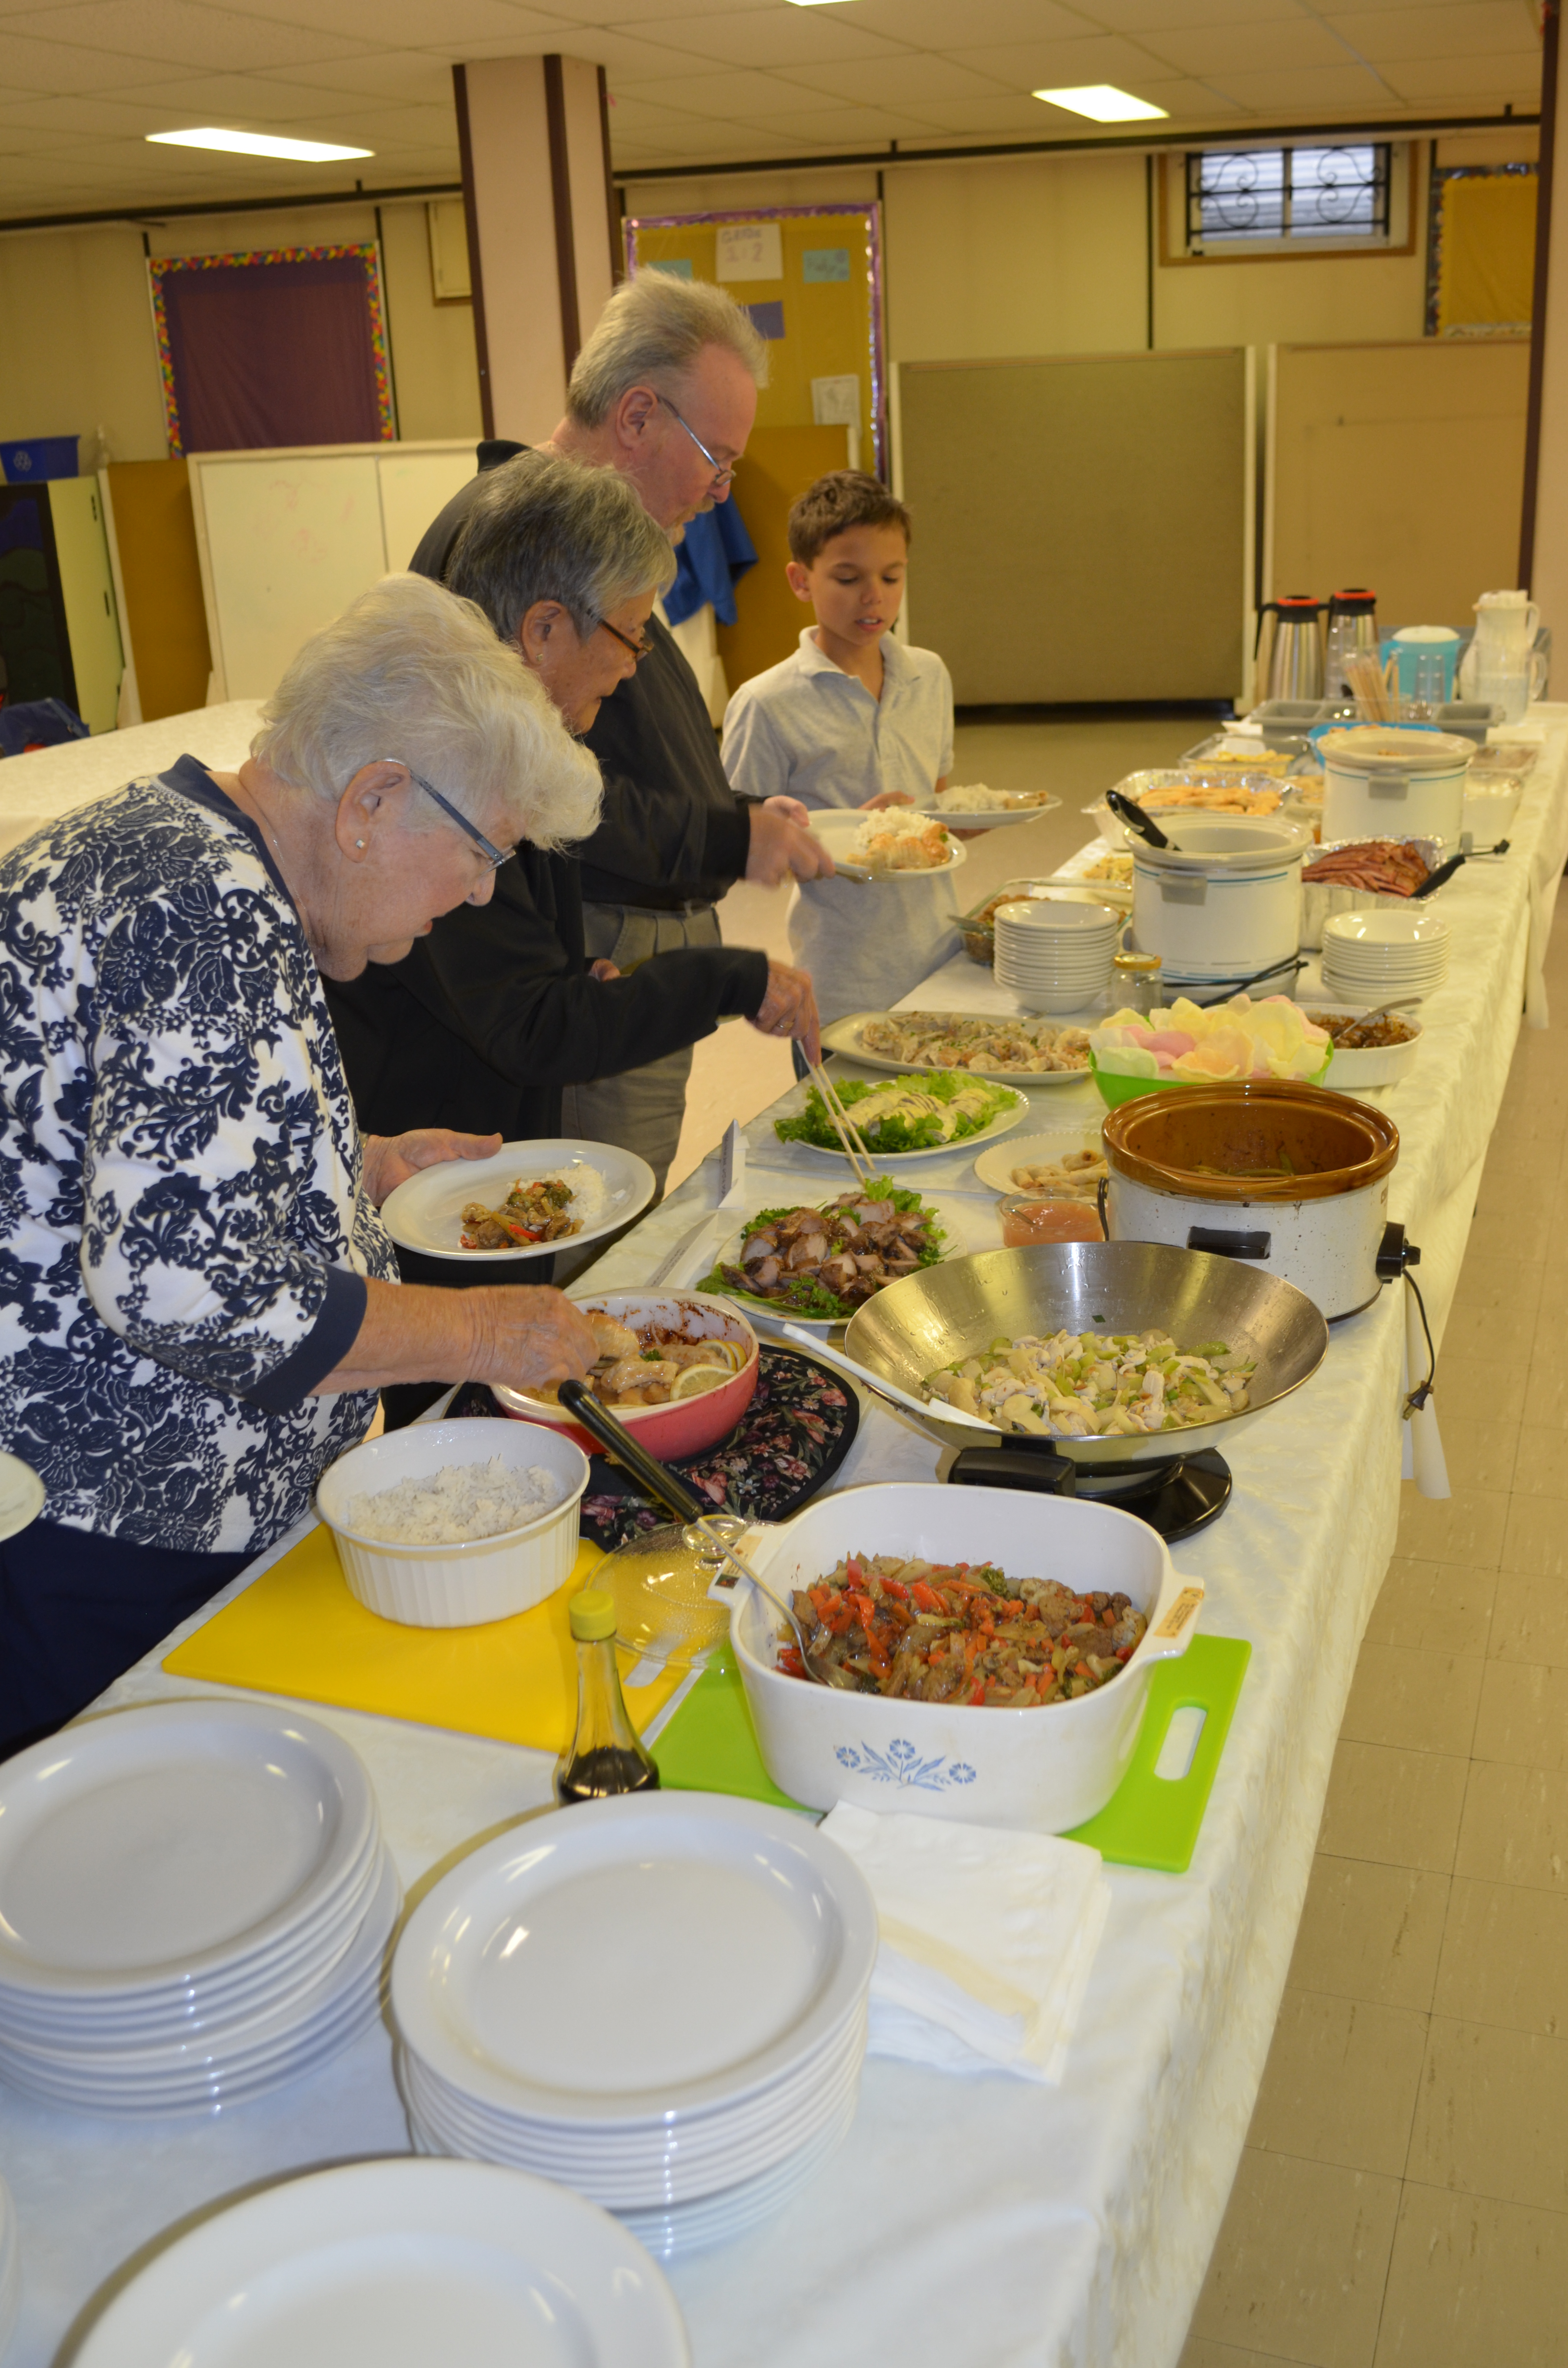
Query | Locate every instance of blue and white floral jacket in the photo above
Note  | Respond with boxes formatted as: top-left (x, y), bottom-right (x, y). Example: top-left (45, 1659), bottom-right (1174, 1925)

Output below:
top-left (0, 758), bottom-right (396, 1554)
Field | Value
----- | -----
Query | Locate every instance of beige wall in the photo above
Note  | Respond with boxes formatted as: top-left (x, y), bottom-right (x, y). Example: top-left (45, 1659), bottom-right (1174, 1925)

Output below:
top-left (0, 197), bottom-right (480, 460)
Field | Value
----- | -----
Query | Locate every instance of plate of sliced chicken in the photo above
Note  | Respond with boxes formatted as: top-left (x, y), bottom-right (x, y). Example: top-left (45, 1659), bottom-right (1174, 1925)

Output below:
top-left (698, 1179), bottom-right (989, 1332)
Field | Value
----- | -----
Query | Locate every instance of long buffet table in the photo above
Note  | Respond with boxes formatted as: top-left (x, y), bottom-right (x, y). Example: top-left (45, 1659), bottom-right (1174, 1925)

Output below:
top-left (3, 712), bottom-right (1568, 2368)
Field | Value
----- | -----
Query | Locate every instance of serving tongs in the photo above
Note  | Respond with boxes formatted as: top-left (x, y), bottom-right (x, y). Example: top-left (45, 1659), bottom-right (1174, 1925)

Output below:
top-left (557, 1381), bottom-right (850, 1687)
top-left (1105, 787), bottom-right (1179, 851)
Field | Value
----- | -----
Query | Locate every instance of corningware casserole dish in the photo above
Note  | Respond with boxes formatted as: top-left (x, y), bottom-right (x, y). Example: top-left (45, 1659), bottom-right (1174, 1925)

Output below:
top-left (1101, 1081), bottom-right (1399, 1320)
top-left (840, 1239), bottom-right (1328, 1466)
top-left (315, 1418), bottom-right (590, 1628)
top-left (493, 1292), bottom-right (760, 1460)
top-left (729, 1481), bottom-right (1201, 1830)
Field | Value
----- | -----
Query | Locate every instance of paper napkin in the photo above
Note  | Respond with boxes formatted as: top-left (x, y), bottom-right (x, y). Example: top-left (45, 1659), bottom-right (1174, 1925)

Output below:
top-left (821, 1801), bottom-right (1111, 2084)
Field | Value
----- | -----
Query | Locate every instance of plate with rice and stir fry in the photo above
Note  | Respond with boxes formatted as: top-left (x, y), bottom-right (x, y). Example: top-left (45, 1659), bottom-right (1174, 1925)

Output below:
top-left (379, 1138), bottom-right (656, 1263)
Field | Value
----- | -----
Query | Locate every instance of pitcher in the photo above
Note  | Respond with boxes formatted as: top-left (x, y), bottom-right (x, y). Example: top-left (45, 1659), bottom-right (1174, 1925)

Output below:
top-left (1459, 590), bottom-right (1547, 719)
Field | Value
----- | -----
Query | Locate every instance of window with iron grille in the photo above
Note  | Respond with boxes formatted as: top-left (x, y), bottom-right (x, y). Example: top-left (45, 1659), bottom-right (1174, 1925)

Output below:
top-left (1186, 144), bottom-right (1392, 247)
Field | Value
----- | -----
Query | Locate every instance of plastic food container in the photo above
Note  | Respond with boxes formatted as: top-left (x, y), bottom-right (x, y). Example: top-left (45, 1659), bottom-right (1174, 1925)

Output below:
top-left (493, 1291), bottom-right (759, 1459)
top-left (1318, 726), bottom-right (1474, 851)
top-left (1300, 837), bottom-right (1442, 950)
top-left (315, 1418), bottom-right (590, 1628)
top-left (730, 1482), bottom-right (1201, 1830)
top-left (1461, 777), bottom-right (1523, 849)
top-left (1128, 816), bottom-right (1315, 987)
top-left (1101, 1081), bottom-right (1399, 1320)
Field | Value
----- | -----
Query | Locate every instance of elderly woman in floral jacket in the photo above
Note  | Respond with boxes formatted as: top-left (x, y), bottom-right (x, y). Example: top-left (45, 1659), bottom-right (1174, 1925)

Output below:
top-left (0, 573), bottom-right (601, 1752)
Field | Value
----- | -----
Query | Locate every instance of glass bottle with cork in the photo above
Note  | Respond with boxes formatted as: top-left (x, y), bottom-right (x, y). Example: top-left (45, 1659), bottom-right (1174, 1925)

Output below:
top-left (554, 1587), bottom-right (661, 1805)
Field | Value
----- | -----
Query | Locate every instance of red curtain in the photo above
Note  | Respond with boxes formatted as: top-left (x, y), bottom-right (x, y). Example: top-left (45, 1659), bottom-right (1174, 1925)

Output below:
top-left (159, 253), bottom-right (389, 453)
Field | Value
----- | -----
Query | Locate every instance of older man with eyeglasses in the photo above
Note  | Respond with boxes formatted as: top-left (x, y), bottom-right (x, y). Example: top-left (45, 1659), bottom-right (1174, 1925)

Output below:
top-left (410, 272), bottom-right (835, 1189)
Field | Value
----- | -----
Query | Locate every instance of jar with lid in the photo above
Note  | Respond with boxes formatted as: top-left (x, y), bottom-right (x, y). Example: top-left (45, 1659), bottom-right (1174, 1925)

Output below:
top-left (1112, 951), bottom-right (1164, 1015)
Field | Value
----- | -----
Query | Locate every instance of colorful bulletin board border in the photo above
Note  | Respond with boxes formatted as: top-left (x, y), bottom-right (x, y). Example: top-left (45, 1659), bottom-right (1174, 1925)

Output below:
top-left (147, 244), bottom-right (395, 457)
top-left (623, 204), bottom-right (887, 479)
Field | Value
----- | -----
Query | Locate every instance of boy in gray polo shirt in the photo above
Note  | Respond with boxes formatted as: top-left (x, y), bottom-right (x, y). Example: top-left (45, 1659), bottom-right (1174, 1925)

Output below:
top-left (720, 472), bottom-right (958, 1025)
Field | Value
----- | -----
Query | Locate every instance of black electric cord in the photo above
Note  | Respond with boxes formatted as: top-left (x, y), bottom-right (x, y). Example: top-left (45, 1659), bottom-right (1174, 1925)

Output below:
top-left (1402, 1271), bottom-right (1437, 1417)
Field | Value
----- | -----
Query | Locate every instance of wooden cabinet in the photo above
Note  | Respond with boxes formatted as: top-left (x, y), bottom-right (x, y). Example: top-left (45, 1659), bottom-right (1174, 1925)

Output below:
top-left (0, 476), bottom-right (124, 733)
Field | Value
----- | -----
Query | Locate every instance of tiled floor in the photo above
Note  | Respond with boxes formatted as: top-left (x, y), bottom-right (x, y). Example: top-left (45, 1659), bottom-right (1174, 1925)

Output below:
top-left (1180, 907), bottom-right (1568, 2368)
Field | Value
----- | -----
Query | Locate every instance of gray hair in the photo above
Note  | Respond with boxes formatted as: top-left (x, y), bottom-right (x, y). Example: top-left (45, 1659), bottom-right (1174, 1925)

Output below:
top-left (252, 572), bottom-right (602, 853)
top-left (446, 448), bottom-right (675, 643)
top-left (567, 272), bottom-right (768, 429)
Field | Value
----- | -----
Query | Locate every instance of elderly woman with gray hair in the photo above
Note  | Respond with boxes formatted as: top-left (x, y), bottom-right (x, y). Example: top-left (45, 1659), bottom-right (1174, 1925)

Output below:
top-left (0, 573), bottom-right (603, 1752)
top-left (327, 447), bottom-right (819, 1212)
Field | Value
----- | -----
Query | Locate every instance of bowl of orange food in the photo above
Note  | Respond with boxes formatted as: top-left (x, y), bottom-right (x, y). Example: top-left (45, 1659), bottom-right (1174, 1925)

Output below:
top-left (492, 1291), bottom-right (760, 1459)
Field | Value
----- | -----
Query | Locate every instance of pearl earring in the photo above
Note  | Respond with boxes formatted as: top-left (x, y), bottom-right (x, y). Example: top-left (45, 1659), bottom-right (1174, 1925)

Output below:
top-left (355, 838), bottom-right (365, 848)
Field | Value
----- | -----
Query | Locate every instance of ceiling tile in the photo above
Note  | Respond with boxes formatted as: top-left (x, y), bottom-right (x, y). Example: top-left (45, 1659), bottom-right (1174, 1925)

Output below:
top-left (0, 89), bottom-right (234, 134)
top-left (609, 64), bottom-right (825, 112)
top-left (877, 90), bottom-right (1091, 135)
top-left (0, 28), bottom-right (207, 92)
top-left (1071, 0), bottom-right (1308, 22)
top-left (842, 0), bottom-right (1100, 42)
top-left (519, 25), bottom-right (726, 75)
top-left (228, 0), bottom-right (570, 33)
top-left (1325, 2), bottom-right (1540, 60)
top-left (776, 54), bottom-right (1015, 105)
top-left (544, 0), bottom-right (779, 22)
top-left (0, 1), bottom-right (378, 70)
top-left (624, 9), bottom-right (913, 69)
top-left (726, 101), bottom-right (946, 142)
top-left (1375, 50), bottom-right (1543, 96)
top-left (942, 31), bottom-right (1185, 87)
top-left (251, 51), bottom-right (456, 101)
top-left (115, 70), bottom-right (388, 116)
top-left (1198, 61), bottom-right (1397, 108)
top-left (602, 90), bottom-right (728, 129)
top-left (1142, 18), bottom-right (1360, 72)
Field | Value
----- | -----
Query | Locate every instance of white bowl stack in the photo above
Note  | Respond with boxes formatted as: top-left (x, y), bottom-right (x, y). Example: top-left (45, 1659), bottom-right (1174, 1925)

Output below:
top-left (993, 898), bottom-right (1121, 1014)
top-left (1321, 908), bottom-right (1450, 1006)
top-left (0, 1702), bottom-right (398, 2116)
top-left (393, 1794), bottom-right (877, 2260)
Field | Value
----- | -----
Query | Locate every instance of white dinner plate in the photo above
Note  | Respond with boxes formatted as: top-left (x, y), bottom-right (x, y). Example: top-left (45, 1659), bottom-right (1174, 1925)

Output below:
top-left (807, 811), bottom-right (968, 879)
top-left (0, 1702), bottom-right (374, 2001)
top-left (620, 2082), bottom-right (860, 2260)
top-left (391, 1795), bottom-right (876, 2130)
top-left (915, 793), bottom-right (1061, 831)
top-left (972, 1123), bottom-right (1107, 1196)
top-left (700, 1188), bottom-right (984, 1336)
top-left (70, 2159), bottom-right (691, 2368)
top-left (380, 1139), bottom-right (656, 1264)
top-left (780, 1081), bottom-right (1030, 1165)
top-left (820, 1011), bottom-right (1095, 1088)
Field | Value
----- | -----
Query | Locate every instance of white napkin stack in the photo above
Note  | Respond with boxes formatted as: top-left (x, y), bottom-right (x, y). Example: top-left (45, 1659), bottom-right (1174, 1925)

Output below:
top-left (821, 1802), bottom-right (1111, 2084)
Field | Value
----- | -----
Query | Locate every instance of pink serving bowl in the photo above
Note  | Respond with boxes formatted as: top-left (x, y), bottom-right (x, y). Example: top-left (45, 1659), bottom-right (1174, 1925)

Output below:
top-left (491, 1290), bottom-right (760, 1459)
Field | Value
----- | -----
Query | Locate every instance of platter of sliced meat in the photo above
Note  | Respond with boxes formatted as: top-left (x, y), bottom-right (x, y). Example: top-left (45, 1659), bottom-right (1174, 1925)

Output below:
top-left (1300, 837), bottom-right (1443, 950)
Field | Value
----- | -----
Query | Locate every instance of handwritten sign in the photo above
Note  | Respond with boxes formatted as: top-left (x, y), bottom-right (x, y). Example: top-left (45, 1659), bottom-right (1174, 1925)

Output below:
top-left (716, 221), bottom-right (783, 282)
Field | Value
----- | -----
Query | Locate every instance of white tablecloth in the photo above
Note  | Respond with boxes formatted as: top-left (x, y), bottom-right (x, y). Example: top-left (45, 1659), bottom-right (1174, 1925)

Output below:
top-left (0, 703), bottom-right (263, 860)
top-left (1, 720), bottom-right (1565, 2368)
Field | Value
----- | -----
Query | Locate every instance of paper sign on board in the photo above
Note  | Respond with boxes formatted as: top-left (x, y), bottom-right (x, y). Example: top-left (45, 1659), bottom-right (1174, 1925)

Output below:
top-left (803, 247), bottom-right (850, 282)
top-left (716, 222), bottom-right (783, 282)
top-left (811, 374), bottom-right (861, 426)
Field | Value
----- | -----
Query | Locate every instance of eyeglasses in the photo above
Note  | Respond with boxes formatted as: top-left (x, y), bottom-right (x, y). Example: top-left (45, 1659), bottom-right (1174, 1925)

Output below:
top-left (373, 760), bottom-right (512, 872)
top-left (597, 616), bottom-right (653, 664)
top-left (656, 393), bottom-right (737, 490)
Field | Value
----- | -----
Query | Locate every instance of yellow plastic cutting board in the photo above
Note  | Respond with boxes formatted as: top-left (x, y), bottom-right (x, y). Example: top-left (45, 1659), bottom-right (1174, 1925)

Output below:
top-left (162, 1524), bottom-right (686, 1754)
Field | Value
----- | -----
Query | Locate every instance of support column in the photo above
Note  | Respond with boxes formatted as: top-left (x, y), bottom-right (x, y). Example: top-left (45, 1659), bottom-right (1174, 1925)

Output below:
top-left (453, 54), bottom-right (619, 445)
top-left (1524, 1), bottom-right (1567, 623)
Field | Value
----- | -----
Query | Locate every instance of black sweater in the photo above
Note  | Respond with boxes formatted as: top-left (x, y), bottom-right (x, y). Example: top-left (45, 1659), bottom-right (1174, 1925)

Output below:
top-left (409, 440), bottom-right (754, 909)
top-left (324, 844), bottom-right (767, 1146)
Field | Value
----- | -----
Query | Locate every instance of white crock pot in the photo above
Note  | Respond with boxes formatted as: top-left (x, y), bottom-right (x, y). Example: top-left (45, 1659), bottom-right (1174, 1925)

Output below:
top-left (1101, 1081), bottom-right (1399, 1321)
top-left (1318, 726), bottom-right (1473, 852)
top-left (1128, 817), bottom-right (1313, 987)
top-left (730, 1482), bottom-right (1200, 1832)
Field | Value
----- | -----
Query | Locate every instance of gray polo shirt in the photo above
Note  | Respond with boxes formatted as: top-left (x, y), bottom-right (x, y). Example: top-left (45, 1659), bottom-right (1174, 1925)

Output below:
top-left (721, 630), bottom-right (959, 1022)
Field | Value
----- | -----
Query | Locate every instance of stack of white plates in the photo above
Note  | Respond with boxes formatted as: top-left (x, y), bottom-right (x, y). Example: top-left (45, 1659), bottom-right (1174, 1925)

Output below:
top-left (994, 898), bottom-right (1121, 1013)
top-left (393, 1794), bottom-right (877, 2259)
top-left (0, 1701), bottom-right (398, 2117)
top-left (72, 2159), bottom-right (691, 2368)
top-left (1321, 907), bottom-right (1449, 1005)
top-left (0, 2175), bottom-right (17, 2361)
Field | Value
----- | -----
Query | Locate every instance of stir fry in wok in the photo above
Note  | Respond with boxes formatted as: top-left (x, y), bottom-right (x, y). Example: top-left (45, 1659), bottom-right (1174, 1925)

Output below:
top-left (925, 1328), bottom-right (1254, 1438)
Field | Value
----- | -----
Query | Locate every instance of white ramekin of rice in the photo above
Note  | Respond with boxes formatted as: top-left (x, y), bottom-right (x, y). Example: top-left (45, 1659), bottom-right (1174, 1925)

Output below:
top-left (315, 1418), bottom-right (590, 1628)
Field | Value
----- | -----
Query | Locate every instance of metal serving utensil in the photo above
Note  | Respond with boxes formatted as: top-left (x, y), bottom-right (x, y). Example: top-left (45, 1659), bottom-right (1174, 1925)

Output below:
top-left (555, 1381), bottom-right (846, 1686)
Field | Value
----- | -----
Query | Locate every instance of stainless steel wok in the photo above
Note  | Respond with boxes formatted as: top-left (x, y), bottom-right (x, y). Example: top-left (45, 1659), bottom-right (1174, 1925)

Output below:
top-left (841, 1241), bottom-right (1329, 1466)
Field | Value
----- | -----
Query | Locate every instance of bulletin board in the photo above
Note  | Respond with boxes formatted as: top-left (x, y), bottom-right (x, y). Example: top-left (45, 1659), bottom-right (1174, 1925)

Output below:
top-left (624, 206), bottom-right (885, 477)
top-left (1425, 164), bottom-right (1538, 338)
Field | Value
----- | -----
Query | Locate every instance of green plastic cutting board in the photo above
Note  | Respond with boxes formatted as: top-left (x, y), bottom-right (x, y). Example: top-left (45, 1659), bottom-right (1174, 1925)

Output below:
top-left (651, 1635), bottom-right (1250, 1875)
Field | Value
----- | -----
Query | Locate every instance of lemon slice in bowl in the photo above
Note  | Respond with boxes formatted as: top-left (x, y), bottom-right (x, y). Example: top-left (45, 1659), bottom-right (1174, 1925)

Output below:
top-left (670, 1364), bottom-right (732, 1400)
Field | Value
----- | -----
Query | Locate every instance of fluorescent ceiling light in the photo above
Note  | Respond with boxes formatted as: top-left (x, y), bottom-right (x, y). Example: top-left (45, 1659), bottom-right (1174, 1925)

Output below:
top-left (1032, 85), bottom-right (1168, 123)
top-left (147, 127), bottom-right (374, 162)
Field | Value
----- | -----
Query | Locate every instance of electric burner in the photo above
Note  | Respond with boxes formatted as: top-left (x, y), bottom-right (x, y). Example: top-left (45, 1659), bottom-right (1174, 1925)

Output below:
top-left (944, 1437), bottom-right (1231, 1542)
